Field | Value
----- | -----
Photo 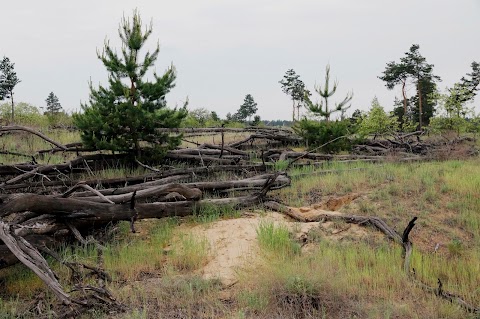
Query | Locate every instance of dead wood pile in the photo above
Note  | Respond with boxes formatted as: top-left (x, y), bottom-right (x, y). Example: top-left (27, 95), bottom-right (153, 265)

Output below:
top-left (353, 131), bottom-right (477, 156)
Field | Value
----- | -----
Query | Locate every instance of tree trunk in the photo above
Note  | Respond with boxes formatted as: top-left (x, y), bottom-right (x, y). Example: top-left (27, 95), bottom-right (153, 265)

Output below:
top-left (417, 80), bottom-right (422, 130)
top-left (402, 80), bottom-right (408, 124)
top-left (292, 99), bottom-right (296, 122)
top-left (10, 91), bottom-right (14, 123)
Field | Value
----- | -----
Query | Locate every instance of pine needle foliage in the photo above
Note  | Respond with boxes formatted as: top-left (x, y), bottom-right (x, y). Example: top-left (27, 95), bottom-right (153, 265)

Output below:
top-left (305, 64), bottom-right (353, 122)
top-left (45, 92), bottom-right (62, 115)
top-left (73, 11), bottom-right (187, 157)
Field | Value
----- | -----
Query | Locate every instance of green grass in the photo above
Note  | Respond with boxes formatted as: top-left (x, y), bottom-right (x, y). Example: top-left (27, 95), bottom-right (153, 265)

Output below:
top-left (256, 221), bottom-right (301, 259)
top-left (191, 202), bottom-right (242, 224)
top-left (168, 233), bottom-right (209, 272)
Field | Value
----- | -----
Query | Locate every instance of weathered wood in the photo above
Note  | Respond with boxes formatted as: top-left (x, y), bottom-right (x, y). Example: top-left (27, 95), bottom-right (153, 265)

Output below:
top-left (76, 183), bottom-right (202, 203)
top-left (0, 164), bottom-right (269, 191)
top-left (165, 153), bottom-right (242, 165)
top-left (0, 153), bottom-right (130, 177)
top-left (198, 143), bottom-right (249, 156)
top-left (0, 221), bottom-right (72, 305)
top-left (69, 174), bottom-right (287, 200)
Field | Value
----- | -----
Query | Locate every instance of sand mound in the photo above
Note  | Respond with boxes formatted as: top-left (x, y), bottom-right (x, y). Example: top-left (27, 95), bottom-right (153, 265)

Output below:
top-left (189, 212), bottom-right (287, 286)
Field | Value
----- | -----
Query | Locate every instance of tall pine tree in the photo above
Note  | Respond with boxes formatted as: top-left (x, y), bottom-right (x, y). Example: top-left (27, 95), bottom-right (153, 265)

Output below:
top-left (379, 44), bottom-right (441, 129)
top-left (0, 56), bottom-right (21, 123)
top-left (279, 69), bottom-right (310, 121)
top-left (45, 92), bottom-right (63, 115)
top-left (236, 94), bottom-right (258, 122)
top-left (73, 11), bottom-right (187, 156)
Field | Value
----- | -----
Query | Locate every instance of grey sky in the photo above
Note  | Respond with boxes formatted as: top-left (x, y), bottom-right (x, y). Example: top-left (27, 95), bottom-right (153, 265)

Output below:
top-left (2, 0), bottom-right (479, 120)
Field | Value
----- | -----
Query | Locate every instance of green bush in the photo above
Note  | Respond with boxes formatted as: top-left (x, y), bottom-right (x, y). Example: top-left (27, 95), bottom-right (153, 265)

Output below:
top-left (293, 119), bottom-right (353, 153)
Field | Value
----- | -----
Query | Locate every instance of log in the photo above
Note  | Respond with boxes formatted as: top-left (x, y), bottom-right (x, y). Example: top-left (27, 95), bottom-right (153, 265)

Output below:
top-left (198, 143), bottom-right (249, 156)
top-left (0, 125), bottom-right (67, 150)
top-left (0, 164), bottom-right (269, 191)
top-left (265, 201), bottom-right (480, 314)
top-left (0, 221), bottom-right (72, 305)
top-left (69, 174), bottom-right (287, 199)
top-left (164, 153), bottom-right (242, 165)
top-left (75, 183), bottom-right (202, 203)
top-left (0, 153), bottom-right (130, 177)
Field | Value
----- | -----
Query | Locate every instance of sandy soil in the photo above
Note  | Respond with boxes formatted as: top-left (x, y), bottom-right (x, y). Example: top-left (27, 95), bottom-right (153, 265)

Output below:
top-left (185, 194), bottom-right (373, 286)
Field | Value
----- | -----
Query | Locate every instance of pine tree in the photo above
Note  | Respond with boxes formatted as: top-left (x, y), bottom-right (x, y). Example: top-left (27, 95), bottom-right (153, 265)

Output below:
top-left (236, 94), bottom-right (258, 122)
top-left (45, 92), bottom-right (63, 115)
top-left (379, 44), bottom-right (441, 129)
top-left (0, 56), bottom-right (21, 123)
top-left (73, 11), bottom-right (187, 156)
top-left (305, 64), bottom-right (353, 122)
top-left (279, 69), bottom-right (310, 121)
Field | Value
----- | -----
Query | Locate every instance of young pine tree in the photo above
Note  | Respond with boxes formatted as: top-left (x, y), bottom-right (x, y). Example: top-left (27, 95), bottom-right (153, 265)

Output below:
top-left (0, 56), bottom-right (21, 123)
top-left (305, 64), bottom-right (353, 122)
top-left (73, 11), bottom-right (187, 157)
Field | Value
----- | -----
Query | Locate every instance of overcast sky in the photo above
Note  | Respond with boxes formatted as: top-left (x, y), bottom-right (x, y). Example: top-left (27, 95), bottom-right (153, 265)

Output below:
top-left (1, 0), bottom-right (479, 120)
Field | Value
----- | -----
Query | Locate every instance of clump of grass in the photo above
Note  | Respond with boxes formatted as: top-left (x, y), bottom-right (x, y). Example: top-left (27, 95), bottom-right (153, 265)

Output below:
top-left (193, 203), bottom-right (241, 224)
top-left (0, 264), bottom-right (45, 297)
top-left (169, 234), bottom-right (209, 272)
top-left (237, 290), bottom-right (269, 314)
top-left (256, 221), bottom-right (301, 258)
top-left (116, 276), bottom-right (225, 318)
top-left (358, 200), bottom-right (376, 214)
top-left (103, 219), bottom-right (177, 281)
top-left (274, 159), bottom-right (289, 171)
top-left (447, 238), bottom-right (463, 257)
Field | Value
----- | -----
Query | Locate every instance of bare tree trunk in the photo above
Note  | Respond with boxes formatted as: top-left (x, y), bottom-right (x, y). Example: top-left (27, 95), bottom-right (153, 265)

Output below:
top-left (402, 80), bottom-right (408, 124)
top-left (10, 91), bottom-right (14, 123)
top-left (417, 80), bottom-right (422, 130)
top-left (292, 99), bottom-right (296, 121)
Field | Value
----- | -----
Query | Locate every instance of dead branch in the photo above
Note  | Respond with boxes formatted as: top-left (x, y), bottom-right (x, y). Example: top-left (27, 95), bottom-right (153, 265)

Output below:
top-left (60, 183), bottom-right (115, 204)
top-left (0, 125), bottom-right (67, 150)
top-left (265, 201), bottom-right (479, 314)
top-left (0, 221), bottom-right (72, 305)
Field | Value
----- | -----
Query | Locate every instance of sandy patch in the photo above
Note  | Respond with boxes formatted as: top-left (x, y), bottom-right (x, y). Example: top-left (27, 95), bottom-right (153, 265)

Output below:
top-left (188, 212), bottom-right (288, 286)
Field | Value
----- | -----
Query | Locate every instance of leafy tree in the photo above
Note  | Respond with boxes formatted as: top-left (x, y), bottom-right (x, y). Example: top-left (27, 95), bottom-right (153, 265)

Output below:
top-left (279, 69), bottom-right (310, 121)
top-left (236, 94), bottom-right (258, 122)
top-left (304, 64), bottom-right (353, 122)
top-left (358, 97), bottom-right (399, 138)
top-left (379, 44), bottom-right (441, 129)
top-left (182, 107), bottom-right (221, 127)
top-left (73, 11), bottom-right (187, 156)
top-left (0, 102), bottom-right (48, 127)
top-left (0, 56), bottom-right (21, 123)
top-left (45, 92), bottom-right (63, 115)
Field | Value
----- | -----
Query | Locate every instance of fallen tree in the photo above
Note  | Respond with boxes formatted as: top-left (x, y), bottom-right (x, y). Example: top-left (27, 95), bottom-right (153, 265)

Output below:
top-left (264, 201), bottom-right (480, 314)
top-left (0, 172), bottom-right (286, 314)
